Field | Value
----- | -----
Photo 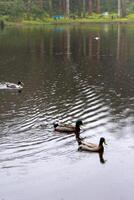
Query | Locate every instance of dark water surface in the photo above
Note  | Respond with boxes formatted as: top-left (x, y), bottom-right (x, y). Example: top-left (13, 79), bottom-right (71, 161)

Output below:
top-left (0, 24), bottom-right (134, 200)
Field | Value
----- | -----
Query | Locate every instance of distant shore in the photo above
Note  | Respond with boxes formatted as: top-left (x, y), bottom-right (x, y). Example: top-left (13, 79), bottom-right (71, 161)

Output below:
top-left (1, 16), bottom-right (134, 27)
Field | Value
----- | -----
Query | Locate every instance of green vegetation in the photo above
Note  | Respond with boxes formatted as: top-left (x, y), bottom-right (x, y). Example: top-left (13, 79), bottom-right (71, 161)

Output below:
top-left (0, 0), bottom-right (134, 26)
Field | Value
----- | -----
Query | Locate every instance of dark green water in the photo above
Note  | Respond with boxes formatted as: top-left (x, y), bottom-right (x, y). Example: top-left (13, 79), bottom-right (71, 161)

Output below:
top-left (0, 24), bottom-right (134, 200)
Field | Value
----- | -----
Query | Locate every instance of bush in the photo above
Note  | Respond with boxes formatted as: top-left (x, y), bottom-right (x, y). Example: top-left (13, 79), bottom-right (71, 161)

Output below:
top-left (127, 2), bottom-right (134, 13)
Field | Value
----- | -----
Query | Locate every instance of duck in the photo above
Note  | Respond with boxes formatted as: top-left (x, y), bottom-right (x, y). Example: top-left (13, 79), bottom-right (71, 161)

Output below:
top-left (77, 137), bottom-right (106, 152)
top-left (6, 81), bottom-right (24, 89)
top-left (53, 119), bottom-right (83, 134)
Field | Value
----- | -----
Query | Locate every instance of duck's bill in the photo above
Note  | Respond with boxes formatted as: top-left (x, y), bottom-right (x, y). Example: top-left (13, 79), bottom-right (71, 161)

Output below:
top-left (104, 141), bottom-right (107, 145)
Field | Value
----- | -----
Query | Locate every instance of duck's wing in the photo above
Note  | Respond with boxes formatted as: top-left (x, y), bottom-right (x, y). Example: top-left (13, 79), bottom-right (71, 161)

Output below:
top-left (79, 144), bottom-right (99, 152)
top-left (55, 125), bottom-right (74, 133)
top-left (81, 141), bottom-right (97, 148)
top-left (6, 82), bottom-right (23, 89)
top-left (59, 123), bottom-right (74, 128)
top-left (6, 82), bottom-right (15, 88)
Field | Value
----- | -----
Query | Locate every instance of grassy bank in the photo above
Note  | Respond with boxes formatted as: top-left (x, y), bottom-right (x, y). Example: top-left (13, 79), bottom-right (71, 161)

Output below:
top-left (1, 13), bottom-right (134, 26)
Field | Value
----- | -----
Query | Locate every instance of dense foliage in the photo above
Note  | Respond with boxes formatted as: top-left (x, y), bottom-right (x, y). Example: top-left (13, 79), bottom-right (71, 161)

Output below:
top-left (0, 0), bottom-right (133, 20)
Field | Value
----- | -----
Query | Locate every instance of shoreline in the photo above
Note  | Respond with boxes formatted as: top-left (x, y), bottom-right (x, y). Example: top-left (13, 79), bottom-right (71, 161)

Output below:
top-left (1, 18), bottom-right (134, 27)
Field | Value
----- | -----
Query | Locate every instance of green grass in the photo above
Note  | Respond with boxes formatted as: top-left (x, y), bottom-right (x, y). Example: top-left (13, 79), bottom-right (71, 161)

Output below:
top-left (127, 13), bottom-right (134, 19)
top-left (1, 13), bottom-right (134, 26)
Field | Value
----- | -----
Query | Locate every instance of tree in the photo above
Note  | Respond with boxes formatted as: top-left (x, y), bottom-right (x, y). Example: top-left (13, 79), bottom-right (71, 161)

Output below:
top-left (66, 0), bottom-right (70, 17)
top-left (36, 0), bottom-right (43, 9)
top-left (118, 0), bottom-right (126, 17)
top-left (88, 0), bottom-right (93, 14)
top-left (48, 0), bottom-right (52, 16)
top-left (122, 0), bottom-right (126, 17)
top-left (96, 0), bottom-right (101, 13)
top-left (0, 0), bottom-right (131, 19)
top-left (82, 0), bottom-right (86, 17)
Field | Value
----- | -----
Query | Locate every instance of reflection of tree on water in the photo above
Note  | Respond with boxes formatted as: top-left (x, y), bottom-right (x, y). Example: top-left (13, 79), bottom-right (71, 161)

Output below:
top-left (116, 24), bottom-right (128, 94)
top-left (0, 25), bottom-right (133, 136)
top-left (30, 25), bottom-right (133, 127)
top-left (0, 20), bottom-right (4, 30)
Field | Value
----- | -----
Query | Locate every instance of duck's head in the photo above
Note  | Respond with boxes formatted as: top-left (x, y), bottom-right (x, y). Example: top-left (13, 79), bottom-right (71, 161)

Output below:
top-left (99, 137), bottom-right (107, 145)
top-left (75, 119), bottom-right (83, 128)
top-left (76, 137), bottom-right (82, 145)
top-left (18, 81), bottom-right (24, 86)
top-left (53, 122), bottom-right (59, 128)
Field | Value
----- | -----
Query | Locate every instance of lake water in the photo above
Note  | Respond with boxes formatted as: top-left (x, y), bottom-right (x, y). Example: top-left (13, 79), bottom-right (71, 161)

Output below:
top-left (0, 24), bottom-right (134, 200)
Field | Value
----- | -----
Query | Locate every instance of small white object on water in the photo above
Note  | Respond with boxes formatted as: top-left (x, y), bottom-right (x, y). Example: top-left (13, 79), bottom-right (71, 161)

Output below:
top-left (94, 37), bottom-right (100, 40)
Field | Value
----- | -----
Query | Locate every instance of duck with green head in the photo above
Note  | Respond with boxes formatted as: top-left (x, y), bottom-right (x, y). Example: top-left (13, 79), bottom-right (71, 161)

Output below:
top-left (53, 119), bottom-right (83, 135)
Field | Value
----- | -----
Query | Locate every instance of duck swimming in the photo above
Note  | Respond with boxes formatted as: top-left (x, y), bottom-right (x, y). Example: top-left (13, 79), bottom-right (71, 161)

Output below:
top-left (54, 119), bottom-right (83, 135)
top-left (77, 137), bottom-right (106, 152)
top-left (6, 81), bottom-right (24, 89)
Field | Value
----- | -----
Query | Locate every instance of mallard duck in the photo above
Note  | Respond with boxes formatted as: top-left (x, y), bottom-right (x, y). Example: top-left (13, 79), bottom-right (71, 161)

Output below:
top-left (53, 119), bottom-right (83, 134)
top-left (6, 81), bottom-right (24, 89)
top-left (77, 137), bottom-right (106, 152)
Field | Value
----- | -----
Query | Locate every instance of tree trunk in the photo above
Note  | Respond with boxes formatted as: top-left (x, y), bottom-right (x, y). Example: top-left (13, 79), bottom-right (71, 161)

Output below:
top-left (66, 0), bottom-right (70, 17)
top-left (48, 0), bottom-right (52, 16)
top-left (59, 0), bottom-right (63, 14)
top-left (96, 0), bottom-right (101, 14)
top-left (118, 0), bottom-right (126, 17)
top-left (88, 0), bottom-right (93, 14)
top-left (118, 0), bottom-right (122, 17)
top-left (78, 0), bottom-right (82, 17)
top-left (27, 0), bottom-right (32, 18)
top-left (37, 0), bottom-right (43, 9)
top-left (82, 0), bottom-right (86, 17)
top-left (62, 0), bottom-right (66, 14)
top-left (122, 0), bottom-right (126, 17)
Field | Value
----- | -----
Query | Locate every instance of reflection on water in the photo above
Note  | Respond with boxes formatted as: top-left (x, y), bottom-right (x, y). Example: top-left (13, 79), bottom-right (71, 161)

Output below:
top-left (99, 151), bottom-right (106, 164)
top-left (0, 24), bottom-right (134, 200)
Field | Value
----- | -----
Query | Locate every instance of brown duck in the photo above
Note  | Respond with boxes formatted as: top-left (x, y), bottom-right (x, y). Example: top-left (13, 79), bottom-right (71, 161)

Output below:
top-left (77, 137), bottom-right (107, 152)
top-left (53, 119), bottom-right (83, 135)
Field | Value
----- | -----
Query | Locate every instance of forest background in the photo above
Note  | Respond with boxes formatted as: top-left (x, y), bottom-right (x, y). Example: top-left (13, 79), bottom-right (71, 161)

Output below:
top-left (0, 0), bottom-right (134, 24)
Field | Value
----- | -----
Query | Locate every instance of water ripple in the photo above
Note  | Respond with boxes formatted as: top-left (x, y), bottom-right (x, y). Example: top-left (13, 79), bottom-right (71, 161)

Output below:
top-left (0, 80), bottom-right (134, 168)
